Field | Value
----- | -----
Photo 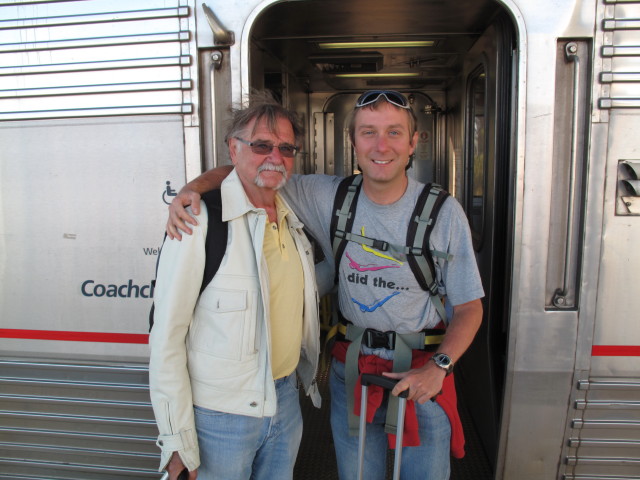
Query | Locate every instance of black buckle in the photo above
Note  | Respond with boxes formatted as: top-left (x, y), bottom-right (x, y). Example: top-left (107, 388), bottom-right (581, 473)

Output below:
top-left (364, 328), bottom-right (396, 349)
top-left (372, 239), bottom-right (389, 251)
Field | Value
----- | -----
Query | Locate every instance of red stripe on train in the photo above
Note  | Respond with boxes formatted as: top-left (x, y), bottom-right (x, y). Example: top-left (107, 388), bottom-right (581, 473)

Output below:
top-left (0, 329), bottom-right (149, 344)
top-left (592, 345), bottom-right (640, 356)
top-left (0, 331), bottom-right (638, 354)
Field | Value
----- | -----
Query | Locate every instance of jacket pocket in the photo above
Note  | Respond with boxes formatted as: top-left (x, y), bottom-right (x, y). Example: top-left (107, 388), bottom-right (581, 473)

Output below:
top-left (189, 289), bottom-right (248, 361)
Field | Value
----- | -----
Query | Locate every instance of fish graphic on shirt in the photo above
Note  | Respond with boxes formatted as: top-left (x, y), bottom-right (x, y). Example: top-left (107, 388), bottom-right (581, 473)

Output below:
top-left (352, 291), bottom-right (401, 312)
top-left (346, 252), bottom-right (400, 272)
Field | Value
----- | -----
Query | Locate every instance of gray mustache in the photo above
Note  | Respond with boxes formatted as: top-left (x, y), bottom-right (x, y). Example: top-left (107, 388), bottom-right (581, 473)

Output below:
top-left (257, 163), bottom-right (287, 176)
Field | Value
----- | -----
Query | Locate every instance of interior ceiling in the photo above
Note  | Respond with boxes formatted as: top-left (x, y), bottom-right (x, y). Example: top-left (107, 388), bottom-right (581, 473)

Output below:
top-left (250, 0), bottom-right (503, 92)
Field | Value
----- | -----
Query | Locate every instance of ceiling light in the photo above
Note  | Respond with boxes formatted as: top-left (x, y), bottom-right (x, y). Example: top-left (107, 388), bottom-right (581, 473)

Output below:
top-left (333, 73), bottom-right (421, 78)
top-left (318, 40), bottom-right (435, 49)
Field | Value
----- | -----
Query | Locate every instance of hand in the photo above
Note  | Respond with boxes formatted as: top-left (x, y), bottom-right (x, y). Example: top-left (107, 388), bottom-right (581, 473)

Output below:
top-left (383, 361), bottom-right (446, 404)
top-left (167, 452), bottom-right (198, 479)
top-left (167, 189), bottom-right (202, 240)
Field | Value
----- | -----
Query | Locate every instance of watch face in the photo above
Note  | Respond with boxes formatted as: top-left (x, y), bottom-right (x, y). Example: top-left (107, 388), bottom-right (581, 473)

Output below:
top-left (434, 353), bottom-right (451, 368)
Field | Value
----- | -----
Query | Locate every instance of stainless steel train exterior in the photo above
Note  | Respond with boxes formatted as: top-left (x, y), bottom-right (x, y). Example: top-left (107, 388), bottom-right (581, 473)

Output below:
top-left (1, 0), bottom-right (639, 479)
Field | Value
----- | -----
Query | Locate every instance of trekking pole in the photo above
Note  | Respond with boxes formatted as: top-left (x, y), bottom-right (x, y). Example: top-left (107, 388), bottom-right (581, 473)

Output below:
top-left (159, 469), bottom-right (188, 480)
top-left (357, 374), bottom-right (409, 480)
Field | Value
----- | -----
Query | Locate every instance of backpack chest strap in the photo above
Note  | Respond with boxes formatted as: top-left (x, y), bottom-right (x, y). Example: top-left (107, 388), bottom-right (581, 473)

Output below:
top-left (335, 230), bottom-right (389, 252)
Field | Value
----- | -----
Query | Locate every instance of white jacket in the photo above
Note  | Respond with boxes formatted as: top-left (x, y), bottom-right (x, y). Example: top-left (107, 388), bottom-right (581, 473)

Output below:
top-left (149, 170), bottom-right (321, 471)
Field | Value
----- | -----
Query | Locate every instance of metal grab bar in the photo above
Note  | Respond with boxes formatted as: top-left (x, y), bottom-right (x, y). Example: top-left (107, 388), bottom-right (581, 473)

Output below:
top-left (209, 50), bottom-right (223, 168)
top-left (552, 42), bottom-right (580, 309)
top-left (201, 3), bottom-right (232, 170)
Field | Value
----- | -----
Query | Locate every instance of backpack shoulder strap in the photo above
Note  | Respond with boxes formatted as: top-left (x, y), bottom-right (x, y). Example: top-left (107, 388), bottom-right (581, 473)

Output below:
top-left (330, 174), bottom-right (362, 284)
top-left (200, 188), bottom-right (228, 294)
top-left (148, 233), bottom-right (166, 332)
top-left (149, 189), bottom-right (228, 331)
top-left (406, 183), bottom-right (450, 321)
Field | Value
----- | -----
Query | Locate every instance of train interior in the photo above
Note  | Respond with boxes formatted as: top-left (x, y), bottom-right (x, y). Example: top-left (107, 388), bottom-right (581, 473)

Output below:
top-left (221, 0), bottom-right (520, 477)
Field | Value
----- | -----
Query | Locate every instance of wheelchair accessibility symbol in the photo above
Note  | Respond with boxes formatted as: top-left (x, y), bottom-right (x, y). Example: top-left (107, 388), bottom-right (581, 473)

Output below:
top-left (162, 181), bottom-right (177, 205)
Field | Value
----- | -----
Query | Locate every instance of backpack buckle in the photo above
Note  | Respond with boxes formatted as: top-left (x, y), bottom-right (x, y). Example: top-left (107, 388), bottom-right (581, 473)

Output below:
top-left (372, 239), bottom-right (389, 251)
top-left (364, 328), bottom-right (396, 349)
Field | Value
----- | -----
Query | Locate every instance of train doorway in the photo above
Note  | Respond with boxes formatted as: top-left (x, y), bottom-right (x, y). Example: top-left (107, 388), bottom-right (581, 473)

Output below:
top-left (243, 0), bottom-right (520, 478)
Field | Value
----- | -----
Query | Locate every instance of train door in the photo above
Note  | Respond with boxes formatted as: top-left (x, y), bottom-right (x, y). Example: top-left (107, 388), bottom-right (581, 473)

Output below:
top-left (455, 14), bottom-right (516, 470)
top-left (242, 1), bottom-right (519, 478)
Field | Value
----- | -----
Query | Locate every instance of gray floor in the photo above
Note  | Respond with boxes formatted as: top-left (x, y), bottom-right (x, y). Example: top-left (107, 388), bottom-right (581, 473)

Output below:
top-left (294, 365), bottom-right (494, 479)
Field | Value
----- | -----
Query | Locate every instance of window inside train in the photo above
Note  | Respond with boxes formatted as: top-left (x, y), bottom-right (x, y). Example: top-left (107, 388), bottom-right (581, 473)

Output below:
top-left (466, 67), bottom-right (487, 245)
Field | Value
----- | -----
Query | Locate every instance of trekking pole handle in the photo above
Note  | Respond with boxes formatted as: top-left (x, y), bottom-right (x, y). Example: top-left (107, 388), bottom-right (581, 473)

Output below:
top-left (360, 374), bottom-right (409, 398)
top-left (160, 469), bottom-right (188, 480)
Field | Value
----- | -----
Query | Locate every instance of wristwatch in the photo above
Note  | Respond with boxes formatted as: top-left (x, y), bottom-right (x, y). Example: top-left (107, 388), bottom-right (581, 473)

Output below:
top-left (431, 353), bottom-right (454, 376)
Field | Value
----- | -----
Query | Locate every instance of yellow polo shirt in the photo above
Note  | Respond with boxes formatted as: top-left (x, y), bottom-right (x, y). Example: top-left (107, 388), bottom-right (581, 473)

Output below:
top-left (264, 196), bottom-right (303, 380)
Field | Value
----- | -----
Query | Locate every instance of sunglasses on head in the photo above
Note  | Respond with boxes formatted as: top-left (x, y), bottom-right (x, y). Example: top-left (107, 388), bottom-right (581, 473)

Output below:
top-left (234, 137), bottom-right (300, 158)
top-left (355, 90), bottom-right (411, 109)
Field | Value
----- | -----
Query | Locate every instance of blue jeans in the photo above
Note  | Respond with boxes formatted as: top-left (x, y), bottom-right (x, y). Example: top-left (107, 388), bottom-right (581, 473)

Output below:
top-left (330, 359), bottom-right (451, 480)
top-left (194, 373), bottom-right (302, 480)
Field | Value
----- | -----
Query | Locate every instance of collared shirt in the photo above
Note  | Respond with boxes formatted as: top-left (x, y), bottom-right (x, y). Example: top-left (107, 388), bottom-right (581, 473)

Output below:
top-left (264, 195), bottom-right (303, 379)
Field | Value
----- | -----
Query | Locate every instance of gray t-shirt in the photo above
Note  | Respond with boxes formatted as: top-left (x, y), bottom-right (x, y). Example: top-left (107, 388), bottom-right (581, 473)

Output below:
top-left (281, 174), bottom-right (484, 333)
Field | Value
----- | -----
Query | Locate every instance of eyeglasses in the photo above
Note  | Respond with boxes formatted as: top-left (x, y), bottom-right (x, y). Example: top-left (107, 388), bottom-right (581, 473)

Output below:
top-left (355, 90), bottom-right (411, 109)
top-left (234, 137), bottom-right (299, 158)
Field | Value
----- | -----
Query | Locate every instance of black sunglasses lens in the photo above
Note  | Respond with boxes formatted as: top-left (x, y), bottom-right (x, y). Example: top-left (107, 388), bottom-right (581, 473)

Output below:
top-left (384, 91), bottom-right (408, 107)
top-left (278, 145), bottom-right (297, 157)
top-left (356, 90), bottom-right (408, 108)
top-left (250, 142), bottom-right (297, 157)
top-left (356, 91), bottom-right (380, 106)
top-left (251, 143), bottom-right (273, 155)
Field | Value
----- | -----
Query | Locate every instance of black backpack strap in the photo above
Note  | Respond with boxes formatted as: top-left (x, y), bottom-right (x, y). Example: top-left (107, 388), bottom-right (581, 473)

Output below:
top-left (148, 233), bottom-right (166, 332)
top-left (330, 174), bottom-right (362, 284)
top-left (149, 189), bottom-right (227, 332)
top-left (200, 188), bottom-right (228, 294)
top-left (406, 183), bottom-right (450, 321)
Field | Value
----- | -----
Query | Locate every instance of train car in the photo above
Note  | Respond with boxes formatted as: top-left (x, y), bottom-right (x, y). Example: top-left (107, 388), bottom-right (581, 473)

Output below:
top-left (1, 0), bottom-right (639, 478)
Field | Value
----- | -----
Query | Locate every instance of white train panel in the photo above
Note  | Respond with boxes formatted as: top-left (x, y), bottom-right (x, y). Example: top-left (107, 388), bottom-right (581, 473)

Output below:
top-left (0, 116), bottom-right (185, 361)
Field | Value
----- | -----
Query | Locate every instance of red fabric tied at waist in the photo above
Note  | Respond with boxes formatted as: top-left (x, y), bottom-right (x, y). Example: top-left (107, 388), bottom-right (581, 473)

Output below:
top-left (332, 341), bottom-right (465, 458)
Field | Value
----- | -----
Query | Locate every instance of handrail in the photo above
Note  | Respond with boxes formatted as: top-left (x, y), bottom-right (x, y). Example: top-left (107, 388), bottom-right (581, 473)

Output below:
top-left (210, 50), bottom-right (223, 168)
top-left (552, 42), bottom-right (580, 308)
top-left (201, 2), bottom-right (232, 169)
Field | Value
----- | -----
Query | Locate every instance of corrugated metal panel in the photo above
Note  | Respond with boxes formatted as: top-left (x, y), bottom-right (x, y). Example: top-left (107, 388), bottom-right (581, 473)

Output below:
top-left (0, 0), bottom-right (194, 120)
top-left (600, 0), bottom-right (640, 109)
top-left (563, 379), bottom-right (640, 479)
top-left (0, 359), bottom-right (160, 479)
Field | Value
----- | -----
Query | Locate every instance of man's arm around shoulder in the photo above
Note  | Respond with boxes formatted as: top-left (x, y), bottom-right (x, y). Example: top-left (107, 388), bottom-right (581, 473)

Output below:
top-left (167, 165), bottom-right (233, 239)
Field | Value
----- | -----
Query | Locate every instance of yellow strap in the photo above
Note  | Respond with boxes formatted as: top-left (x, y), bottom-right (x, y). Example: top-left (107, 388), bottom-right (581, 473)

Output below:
top-left (327, 323), bottom-right (341, 342)
top-left (425, 334), bottom-right (445, 345)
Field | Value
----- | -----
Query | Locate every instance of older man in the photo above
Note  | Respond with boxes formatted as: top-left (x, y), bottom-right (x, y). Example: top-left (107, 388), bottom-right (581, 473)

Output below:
top-left (149, 95), bottom-right (321, 480)
top-left (167, 90), bottom-right (484, 479)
